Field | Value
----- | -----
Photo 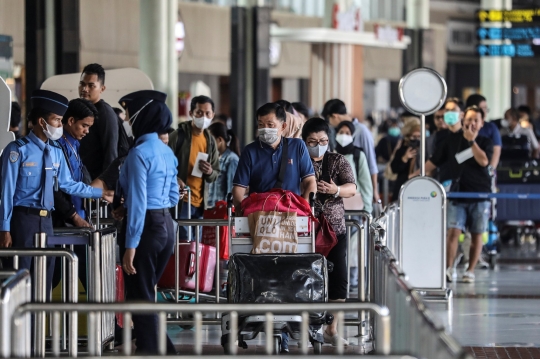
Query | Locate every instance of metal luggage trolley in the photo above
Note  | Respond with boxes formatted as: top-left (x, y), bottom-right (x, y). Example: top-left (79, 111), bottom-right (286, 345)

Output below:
top-left (221, 194), bottom-right (330, 354)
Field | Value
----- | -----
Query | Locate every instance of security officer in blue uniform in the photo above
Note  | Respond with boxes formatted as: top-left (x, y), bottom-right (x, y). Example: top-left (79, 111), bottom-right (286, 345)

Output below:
top-left (117, 90), bottom-right (179, 354)
top-left (0, 90), bottom-right (113, 294)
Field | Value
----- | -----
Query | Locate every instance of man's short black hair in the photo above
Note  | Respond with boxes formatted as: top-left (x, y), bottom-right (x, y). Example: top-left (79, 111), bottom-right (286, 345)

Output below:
top-left (62, 98), bottom-right (99, 124)
top-left (28, 108), bottom-right (53, 126)
top-left (81, 63), bottom-right (106, 85)
top-left (518, 105), bottom-right (531, 116)
top-left (190, 95), bottom-right (215, 113)
top-left (321, 99), bottom-right (347, 119)
top-left (275, 99), bottom-right (293, 114)
top-left (292, 102), bottom-right (309, 119)
top-left (464, 105), bottom-right (485, 120)
top-left (256, 103), bottom-right (286, 123)
top-left (302, 117), bottom-right (329, 141)
top-left (465, 94), bottom-right (486, 108)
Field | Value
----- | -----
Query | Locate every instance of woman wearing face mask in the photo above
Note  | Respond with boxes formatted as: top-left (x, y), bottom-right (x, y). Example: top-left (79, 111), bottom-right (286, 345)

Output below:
top-left (375, 118), bottom-right (402, 164)
top-left (335, 121), bottom-right (373, 214)
top-left (207, 122), bottom-right (240, 207)
top-left (302, 117), bottom-right (356, 347)
top-left (390, 118), bottom-right (421, 202)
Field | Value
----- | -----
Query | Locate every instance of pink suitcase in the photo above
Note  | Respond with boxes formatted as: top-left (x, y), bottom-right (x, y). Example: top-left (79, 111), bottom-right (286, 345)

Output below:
top-left (158, 242), bottom-right (217, 293)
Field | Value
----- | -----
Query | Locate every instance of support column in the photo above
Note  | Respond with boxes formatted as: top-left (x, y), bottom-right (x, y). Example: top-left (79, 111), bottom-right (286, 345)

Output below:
top-left (44, 0), bottom-right (55, 78)
top-left (139, 0), bottom-right (176, 113)
top-left (480, 0), bottom-right (512, 121)
top-left (25, 0), bottom-right (46, 116)
top-left (167, 0), bottom-right (179, 123)
top-left (404, 0), bottom-right (429, 72)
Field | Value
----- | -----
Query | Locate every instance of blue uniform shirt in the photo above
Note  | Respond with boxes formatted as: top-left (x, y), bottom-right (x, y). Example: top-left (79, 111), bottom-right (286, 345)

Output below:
top-left (0, 131), bottom-right (103, 231)
top-left (119, 133), bottom-right (180, 248)
top-left (233, 137), bottom-right (315, 196)
top-left (58, 133), bottom-right (85, 218)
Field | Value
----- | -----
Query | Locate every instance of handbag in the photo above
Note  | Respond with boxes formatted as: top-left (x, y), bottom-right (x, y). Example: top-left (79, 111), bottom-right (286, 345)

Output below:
top-left (202, 201), bottom-right (234, 260)
top-left (315, 213), bottom-right (338, 257)
top-left (384, 139), bottom-right (402, 181)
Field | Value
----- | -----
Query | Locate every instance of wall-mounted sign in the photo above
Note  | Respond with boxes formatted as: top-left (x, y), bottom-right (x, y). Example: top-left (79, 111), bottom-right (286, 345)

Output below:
top-left (447, 21), bottom-right (477, 55)
top-left (332, 3), bottom-right (362, 32)
top-left (477, 9), bottom-right (540, 23)
top-left (477, 43), bottom-right (540, 57)
top-left (477, 26), bottom-right (540, 40)
top-left (374, 24), bottom-right (404, 43)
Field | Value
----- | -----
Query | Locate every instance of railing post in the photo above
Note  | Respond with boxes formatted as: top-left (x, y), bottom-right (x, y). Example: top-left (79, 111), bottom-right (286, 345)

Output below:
top-left (33, 232), bottom-right (47, 358)
top-left (92, 231), bottom-right (102, 356)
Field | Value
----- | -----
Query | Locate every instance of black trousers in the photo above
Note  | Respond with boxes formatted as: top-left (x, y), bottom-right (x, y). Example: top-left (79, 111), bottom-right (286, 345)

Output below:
top-left (6, 210), bottom-right (55, 298)
top-left (327, 233), bottom-right (348, 300)
top-left (122, 210), bottom-right (176, 355)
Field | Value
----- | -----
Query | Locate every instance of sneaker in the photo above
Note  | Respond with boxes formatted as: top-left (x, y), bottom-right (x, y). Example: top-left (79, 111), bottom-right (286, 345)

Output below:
top-left (462, 271), bottom-right (475, 283)
top-left (446, 268), bottom-right (456, 283)
top-left (323, 331), bottom-right (349, 347)
top-left (477, 255), bottom-right (489, 270)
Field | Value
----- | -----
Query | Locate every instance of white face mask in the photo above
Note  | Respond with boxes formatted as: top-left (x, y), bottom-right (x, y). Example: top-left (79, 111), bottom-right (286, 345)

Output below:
top-left (258, 128), bottom-right (279, 145)
top-left (336, 134), bottom-right (353, 147)
top-left (501, 119), bottom-right (509, 128)
top-left (42, 120), bottom-right (63, 141)
top-left (193, 116), bottom-right (212, 130)
top-left (307, 144), bottom-right (328, 158)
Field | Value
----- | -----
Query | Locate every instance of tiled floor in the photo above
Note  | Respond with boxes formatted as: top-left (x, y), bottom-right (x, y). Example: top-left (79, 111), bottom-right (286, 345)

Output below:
top-left (428, 244), bottom-right (540, 358)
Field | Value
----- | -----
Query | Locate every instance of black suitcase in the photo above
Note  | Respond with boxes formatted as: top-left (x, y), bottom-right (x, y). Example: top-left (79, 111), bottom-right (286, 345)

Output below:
top-left (497, 159), bottom-right (540, 184)
top-left (501, 135), bottom-right (531, 161)
top-left (228, 253), bottom-right (328, 304)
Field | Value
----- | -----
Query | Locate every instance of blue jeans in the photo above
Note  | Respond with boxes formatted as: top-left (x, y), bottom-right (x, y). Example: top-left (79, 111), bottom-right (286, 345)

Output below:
top-left (178, 201), bottom-right (205, 241)
top-left (281, 332), bottom-right (289, 351)
top-left (447, 201), bottom-right (490, 234)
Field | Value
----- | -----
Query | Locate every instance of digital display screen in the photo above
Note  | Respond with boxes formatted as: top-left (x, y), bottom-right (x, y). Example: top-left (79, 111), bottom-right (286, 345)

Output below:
top-left (477, 26), bottom-right (540, 40)
top-left (477, 9), bottom-right (540, 23)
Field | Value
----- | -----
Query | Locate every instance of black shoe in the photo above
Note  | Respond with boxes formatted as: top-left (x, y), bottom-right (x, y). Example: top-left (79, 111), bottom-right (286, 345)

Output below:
top-left (280, 348), bottom-right (290, 354)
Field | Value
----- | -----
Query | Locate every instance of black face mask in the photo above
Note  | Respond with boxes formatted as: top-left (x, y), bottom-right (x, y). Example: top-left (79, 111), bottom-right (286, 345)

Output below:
top-left (408, 139), bottom-right (420, 149)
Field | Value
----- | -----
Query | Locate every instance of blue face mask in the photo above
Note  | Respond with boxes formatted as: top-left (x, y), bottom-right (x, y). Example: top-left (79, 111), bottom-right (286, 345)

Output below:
top-left (425, 130), bottom-right (431, 138)
top-left (444, 111), bottom-right (460, 126)
top-left (388, 127), bottom-right (401, 137)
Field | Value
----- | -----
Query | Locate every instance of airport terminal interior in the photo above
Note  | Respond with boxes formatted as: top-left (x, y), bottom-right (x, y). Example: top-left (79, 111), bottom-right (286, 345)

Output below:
top-left (2, 0), bottom-right (540, 358)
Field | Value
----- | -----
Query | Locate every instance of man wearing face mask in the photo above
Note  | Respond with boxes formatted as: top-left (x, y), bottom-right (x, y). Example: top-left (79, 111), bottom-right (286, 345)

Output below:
top-left (375, 118), bottom-right (402, 165)
top-left (232, 103), bottom-right (316, 210)
top-left (0, 90), bottom-right (113, 295)
top-left (169, 95), bottom-right (220, 241)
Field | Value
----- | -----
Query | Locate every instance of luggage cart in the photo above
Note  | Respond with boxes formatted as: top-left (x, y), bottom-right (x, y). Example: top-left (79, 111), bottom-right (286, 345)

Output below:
top-left (221, 193), bottom-right (329, 354)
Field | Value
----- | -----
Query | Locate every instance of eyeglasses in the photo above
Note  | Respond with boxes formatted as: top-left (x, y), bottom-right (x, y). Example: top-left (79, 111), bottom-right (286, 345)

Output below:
top-left (435, 115), bottom-right (444, 120)
top-left (306, 138), bottom-right (329, 147)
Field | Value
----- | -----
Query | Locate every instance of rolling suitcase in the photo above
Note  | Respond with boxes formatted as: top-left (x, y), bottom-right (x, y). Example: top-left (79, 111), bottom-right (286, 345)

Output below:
top-left (158, 242), bottom-right (217, 292)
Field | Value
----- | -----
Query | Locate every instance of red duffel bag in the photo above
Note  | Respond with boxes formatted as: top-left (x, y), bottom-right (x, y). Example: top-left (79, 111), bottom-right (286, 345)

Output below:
top-left (241, 189), bottom-right (315, 221)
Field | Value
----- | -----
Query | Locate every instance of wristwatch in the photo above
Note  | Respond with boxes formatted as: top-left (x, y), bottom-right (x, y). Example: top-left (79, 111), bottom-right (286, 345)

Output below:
top-left (334, 186), bottom-right (341, 198)
top-left (468, 140), bottom-right (475, 146)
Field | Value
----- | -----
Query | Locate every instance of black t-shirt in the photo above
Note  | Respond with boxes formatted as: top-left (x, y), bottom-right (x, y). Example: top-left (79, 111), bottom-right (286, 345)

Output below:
top-left (80, 99), bottom-right (119, 179)
top-left (430, 129), bottom-right (493, 195)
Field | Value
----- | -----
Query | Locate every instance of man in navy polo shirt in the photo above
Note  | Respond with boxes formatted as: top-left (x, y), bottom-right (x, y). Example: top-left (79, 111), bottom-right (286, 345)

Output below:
top-left (232, 102), bottom-right (316, 209)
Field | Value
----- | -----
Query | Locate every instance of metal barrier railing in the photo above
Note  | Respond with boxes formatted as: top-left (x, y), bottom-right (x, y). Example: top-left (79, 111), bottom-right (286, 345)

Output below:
top-left (0, 240), bottom-right (79, 358)
top-left (0, 270), bottom-right (31, 358)
top-left (373, 245), bottom-right (470, 359)
top-left (10, 302), bottom-right (391, 358)
top-left (49, 227), bottom-right (117, 355)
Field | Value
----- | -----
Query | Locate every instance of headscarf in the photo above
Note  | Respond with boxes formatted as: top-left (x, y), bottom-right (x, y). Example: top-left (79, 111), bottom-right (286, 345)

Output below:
top-left (335, 121), bottom-right (357, 155)
top-left (131, 100), bottom-right (172, 140)
top-left (282, 112), bottom-right (303, 138)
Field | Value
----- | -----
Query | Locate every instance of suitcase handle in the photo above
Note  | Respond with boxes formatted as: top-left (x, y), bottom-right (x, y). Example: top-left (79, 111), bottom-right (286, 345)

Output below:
top-left (509, 170), bottom-right (523, 178)
top-left (187, 252), bottom-right (196, 276)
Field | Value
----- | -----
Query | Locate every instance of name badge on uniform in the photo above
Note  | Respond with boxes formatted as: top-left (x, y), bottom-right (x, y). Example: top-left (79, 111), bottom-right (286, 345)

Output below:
top-left (23, 162), bottom-right (36, 167)
top-left (455, 148), bottom-right (474, 164)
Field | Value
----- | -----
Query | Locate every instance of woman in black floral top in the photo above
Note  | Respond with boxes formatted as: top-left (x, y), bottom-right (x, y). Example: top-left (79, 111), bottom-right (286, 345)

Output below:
top-left (302, 118), bottom-right (357, 347)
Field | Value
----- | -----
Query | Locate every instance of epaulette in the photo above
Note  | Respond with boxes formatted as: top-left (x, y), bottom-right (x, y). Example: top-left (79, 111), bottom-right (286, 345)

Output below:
top-left (15, 138), bottom-right (29, 148)
top-left (49, 140), bottom-right (62, 149)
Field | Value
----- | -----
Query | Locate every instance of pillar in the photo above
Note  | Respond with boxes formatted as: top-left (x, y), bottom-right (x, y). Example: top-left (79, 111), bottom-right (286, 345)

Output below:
top-left (139, 0), bottom-right (177, 120)
top-left (480, 0), bottom-right (512, 121)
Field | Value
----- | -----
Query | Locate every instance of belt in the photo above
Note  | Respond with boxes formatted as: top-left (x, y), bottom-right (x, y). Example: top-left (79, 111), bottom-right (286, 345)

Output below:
top-left (146, 208), bottom-right (170, 215)
top-left (14, 206), bottom-right (51, 218)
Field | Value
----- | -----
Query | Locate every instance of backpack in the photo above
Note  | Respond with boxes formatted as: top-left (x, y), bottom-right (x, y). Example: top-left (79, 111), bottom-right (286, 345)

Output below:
top-left (117, 117), bottom-right (132, 158)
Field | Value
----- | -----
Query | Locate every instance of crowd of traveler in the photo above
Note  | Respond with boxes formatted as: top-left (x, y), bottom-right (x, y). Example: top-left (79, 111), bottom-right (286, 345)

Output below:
top-left (2, 60), bottom-right (538, 353)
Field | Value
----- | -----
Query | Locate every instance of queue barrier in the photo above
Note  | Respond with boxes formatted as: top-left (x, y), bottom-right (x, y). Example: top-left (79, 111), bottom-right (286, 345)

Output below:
top-left (9, 302), bottom-right (391, 358)
top-left (0, 270), bottom-right (31, 358)
top-left (0, 241), bottom-right (79, 358)
top-left (373, 245), bottom-right (470, 359)
top-left (49, 227), bottom-right (117, 355)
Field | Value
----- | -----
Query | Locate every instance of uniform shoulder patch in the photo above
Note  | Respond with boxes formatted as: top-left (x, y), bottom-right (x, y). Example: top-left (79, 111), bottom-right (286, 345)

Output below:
top-left (9, 151), bottom-right (19, 163)
top-left (15, 138), bottom-right (29, 148)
